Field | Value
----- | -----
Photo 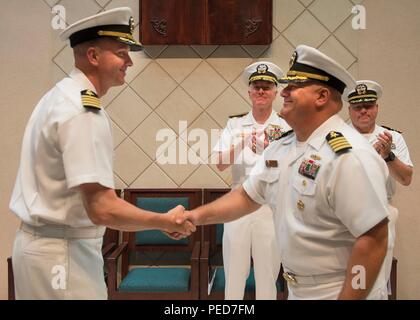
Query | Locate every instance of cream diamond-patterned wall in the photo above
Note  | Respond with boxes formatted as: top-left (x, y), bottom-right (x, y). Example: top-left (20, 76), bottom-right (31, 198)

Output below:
top-left (46, 0), bottom-right (362, 189)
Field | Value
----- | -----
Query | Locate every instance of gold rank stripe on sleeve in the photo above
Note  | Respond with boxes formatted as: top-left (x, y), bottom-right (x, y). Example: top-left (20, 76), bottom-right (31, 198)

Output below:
top-left (326, 131), bottom-right (352, 154)
top-left (81, 90), bottom-right (101, 110)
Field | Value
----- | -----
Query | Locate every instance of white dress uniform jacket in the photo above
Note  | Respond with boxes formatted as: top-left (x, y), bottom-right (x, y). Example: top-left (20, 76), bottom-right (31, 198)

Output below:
top-left (10, 69), bottom-right (114, 299)
top-left (214, 110), bottom-right (290, 299)
top-left (243, 115), bottom-right (390, 299)
top-left (349, 123), bottom-right (413, 294)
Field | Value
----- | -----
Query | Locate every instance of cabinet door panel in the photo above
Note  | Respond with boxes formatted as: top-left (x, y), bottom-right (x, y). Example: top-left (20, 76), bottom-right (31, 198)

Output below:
top-left (139, 0), bottom-right (272, 45)
top-left (140, 0), bottom-right (206, 45)
top-left (207, 0), bottom-right (272, 44)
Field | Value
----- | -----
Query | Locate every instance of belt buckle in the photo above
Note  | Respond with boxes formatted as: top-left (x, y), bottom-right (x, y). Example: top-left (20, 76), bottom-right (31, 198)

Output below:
top-left (283, 272), bottom-right (297, 284)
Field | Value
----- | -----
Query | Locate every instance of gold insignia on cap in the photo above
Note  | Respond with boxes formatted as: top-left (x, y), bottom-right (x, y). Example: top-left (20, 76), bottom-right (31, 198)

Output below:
top-left (97, 30), bottom-right (135, 41)
top-left (81, 90), bottom-right (101, 110)
top-left (356, 84), bottom-right (368, 95)
top-left (257, 64), bottom-right (268, 74)
top-left (326, 131), bottom-right (352, 154)
top-left (289, 51), bottom-right (297, 68)
top-left (297, 200), bottom-right (305, 211)
top-left (129, 16), bottom-right (135, 34)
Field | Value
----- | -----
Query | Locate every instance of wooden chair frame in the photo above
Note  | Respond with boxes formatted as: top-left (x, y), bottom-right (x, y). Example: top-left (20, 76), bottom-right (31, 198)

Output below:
top-left (106, 188), bottom-right (202, 300)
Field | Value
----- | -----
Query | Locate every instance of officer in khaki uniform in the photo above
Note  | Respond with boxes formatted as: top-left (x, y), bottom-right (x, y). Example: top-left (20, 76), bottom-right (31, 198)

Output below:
top-left (9, 7), bottom-right (193, 299)
top-left (347, 80), bottom-right (413, 295)
top-left (214, 62), bottom-right (290, 299)
top-left (182, 45), bottom-right (390, 299)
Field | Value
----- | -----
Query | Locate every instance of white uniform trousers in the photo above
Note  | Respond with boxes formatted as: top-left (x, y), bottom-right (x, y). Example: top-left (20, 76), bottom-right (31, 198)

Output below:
top-left (223, 205), bottom-right (280, 300)
top-left (287, 280), bottom-right (389, 300)
top-left (12, 226), bottom-right (107, 299)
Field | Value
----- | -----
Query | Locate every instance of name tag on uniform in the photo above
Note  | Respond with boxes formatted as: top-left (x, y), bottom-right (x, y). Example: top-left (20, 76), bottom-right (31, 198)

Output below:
top-left (265, 160), bottom-right (278, 168)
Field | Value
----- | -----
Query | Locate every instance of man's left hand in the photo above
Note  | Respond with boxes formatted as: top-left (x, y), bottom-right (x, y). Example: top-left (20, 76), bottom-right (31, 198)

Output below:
top-left (374, 131), bottom-right (393, 159)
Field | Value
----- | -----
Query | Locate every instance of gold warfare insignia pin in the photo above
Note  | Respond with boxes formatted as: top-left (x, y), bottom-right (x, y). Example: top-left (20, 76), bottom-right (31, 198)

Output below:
top-left (257, 64), bottom-right (268, 74)
top-left (326, 131), bottom-right (352, 154)
top-left (310, 154), bottom-right (321, 161)
top-left (356, 84), bottom-right (368, 95)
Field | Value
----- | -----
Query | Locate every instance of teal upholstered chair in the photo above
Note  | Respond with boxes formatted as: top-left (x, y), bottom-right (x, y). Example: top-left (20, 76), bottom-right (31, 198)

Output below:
top-left (106, 189), bottom-right (201, 300)
top-left (200, 188), bottom-right (286, 300)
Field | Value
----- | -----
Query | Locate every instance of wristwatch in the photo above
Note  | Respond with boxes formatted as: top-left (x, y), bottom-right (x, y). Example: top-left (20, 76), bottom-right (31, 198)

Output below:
top-left (384, 151), bottom-right (396, 163)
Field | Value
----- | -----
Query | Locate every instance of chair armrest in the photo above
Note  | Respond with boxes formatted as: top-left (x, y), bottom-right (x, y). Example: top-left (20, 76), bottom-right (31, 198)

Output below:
top-left (105, 242), bottom-right (128, 297)
top-left (102, 242), bottom-right (116, 257)
top-left (106, 242), bottom-right (128, 264)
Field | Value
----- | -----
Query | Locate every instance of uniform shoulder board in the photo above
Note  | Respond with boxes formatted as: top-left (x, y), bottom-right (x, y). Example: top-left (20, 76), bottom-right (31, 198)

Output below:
top-left (229, 112), bottom-right (248, 119)
top-left (280, 129), bottom-right (294, 139)
top-left (81, 89), bottom-right (101, 110)
top-left (326, 131), bottom-right (352, 154)
top-left (381, 125), bottom-right (402, 134)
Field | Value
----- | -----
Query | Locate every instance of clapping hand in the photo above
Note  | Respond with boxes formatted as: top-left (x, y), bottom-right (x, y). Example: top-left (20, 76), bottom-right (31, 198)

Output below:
top-left (374, 131), bottom-right (393, 159)
top-left (251, 128), bottom-right (269, 154)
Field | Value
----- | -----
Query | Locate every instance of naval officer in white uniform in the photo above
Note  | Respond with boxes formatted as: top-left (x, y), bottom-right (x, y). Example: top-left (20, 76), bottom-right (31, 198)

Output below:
top-left (9, 7), bottom-right (194, 299)
top-left (214, 62), bottom-right (290, 299)
top-left (347, 80), bottom-right (413, 295)
top-left (181, 45), bottom-right (390, 299)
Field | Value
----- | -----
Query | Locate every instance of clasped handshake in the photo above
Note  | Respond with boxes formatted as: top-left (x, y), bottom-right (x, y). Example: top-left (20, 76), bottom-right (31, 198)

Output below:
top-left (163, 205), bottom-right (198, 240)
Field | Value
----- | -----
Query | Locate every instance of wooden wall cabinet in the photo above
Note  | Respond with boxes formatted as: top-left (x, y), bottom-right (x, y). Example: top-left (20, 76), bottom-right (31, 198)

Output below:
top-left (139, 0), bottom-right (273, 45)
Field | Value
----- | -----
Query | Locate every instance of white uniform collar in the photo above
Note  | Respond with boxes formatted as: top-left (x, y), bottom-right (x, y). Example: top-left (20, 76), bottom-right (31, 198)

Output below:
top-left (69, 68), bottom-right (98, 94)
top-left (348, 122), bottom-right (380, 134)
top-left (348, 122), bottom-right (380, 143)
top-left (305, 114), bottom-right (345, 151)
top-left (242, 110), bottom-right (279, 127)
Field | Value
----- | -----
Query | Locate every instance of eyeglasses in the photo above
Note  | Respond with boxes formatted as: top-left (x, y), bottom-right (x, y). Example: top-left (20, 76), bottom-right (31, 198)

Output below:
top-left (250, 84), bottom-right (276, 92)
top-left (350, 104), bottom-right (377, 111)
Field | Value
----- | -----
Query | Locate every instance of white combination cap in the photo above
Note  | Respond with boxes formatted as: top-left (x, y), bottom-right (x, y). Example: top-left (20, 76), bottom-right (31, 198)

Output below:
top-left (243, 61), bottom-right (284, 85)
top-left (59, 7), bottom-right (142, 51)
top-left (346, 80), bottom-right (383, 104)
top-left (280, 45), bottom-right (356, 94)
